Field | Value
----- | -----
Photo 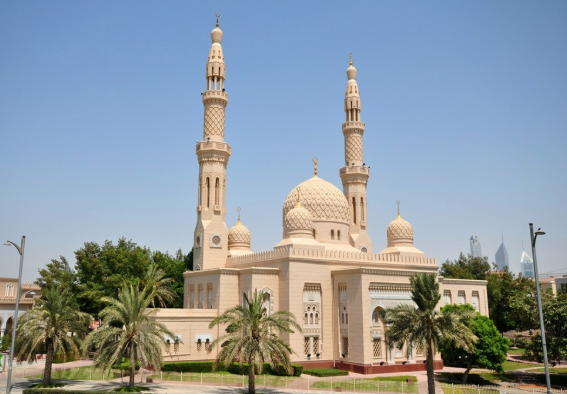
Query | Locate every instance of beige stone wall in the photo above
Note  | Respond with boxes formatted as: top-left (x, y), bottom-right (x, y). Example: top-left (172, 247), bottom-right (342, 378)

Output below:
top-left (439, 278), bottom-right (489, 316)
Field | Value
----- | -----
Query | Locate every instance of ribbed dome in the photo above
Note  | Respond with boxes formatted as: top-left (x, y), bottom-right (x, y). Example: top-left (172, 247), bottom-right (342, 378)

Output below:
top-left (285, 206), bottom-right (313, 230)
top-left (387, 213), bottom-right (414, 247)
top-left (283, 176), bottom-right (349, 224)
top-left (228, 220), bottom-right (251, 246)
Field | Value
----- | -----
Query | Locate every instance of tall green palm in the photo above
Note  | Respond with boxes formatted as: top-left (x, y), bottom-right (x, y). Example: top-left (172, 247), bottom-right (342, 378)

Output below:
top-left (82, 284), bottom-right (174, 389)
top-left (383, 273), bottom-right (477, 394)
top-left (142, 264), bottom-right (176, 308)
top-left (15, 287), bottom-right (91, 386)
top-left (208, 289), bottom-right (302, 394)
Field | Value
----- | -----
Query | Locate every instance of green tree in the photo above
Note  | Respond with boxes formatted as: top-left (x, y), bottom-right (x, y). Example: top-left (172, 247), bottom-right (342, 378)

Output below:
top-left (440, 253), bottom-right (491, 280)
top-left (150, 250), bottom-right (187, 308)
top-left (486, 268), bottom-right (536, 333)
top-left (83, 284), bottom-right (174, 390)
top-left (440, 304), bottom-right (510, 383)
top-left (208, 289), bottom-right (302, 394)
top-left (35, 256), bottom-right (78, 296)
top-left (141, 263), bottom-right (177, 308)
top-left (74, 238), bottom-right (152, 315)
top-left (15, 288), bottom-right (91, 386)
top-left (383, 273), bottom-right (477, 394)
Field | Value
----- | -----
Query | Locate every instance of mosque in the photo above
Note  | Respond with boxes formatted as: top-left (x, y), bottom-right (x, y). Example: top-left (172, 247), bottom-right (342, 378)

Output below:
top-left (151, 19), bottom-right (489, 374)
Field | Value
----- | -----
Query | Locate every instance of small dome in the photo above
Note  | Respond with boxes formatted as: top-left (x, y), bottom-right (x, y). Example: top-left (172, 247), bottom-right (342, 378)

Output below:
top-left (283, 176), bottom-right (349, 224)
top-left (228, 220), bottom-right (251, 246)
top-left (387, 213), bottom-right (414, 247)
top-left (211, 26), bottom-right (223, 44)
top-left (285, 206), bottom-right (313, 230)
top-left (347, 64), bottom-right (357, 80)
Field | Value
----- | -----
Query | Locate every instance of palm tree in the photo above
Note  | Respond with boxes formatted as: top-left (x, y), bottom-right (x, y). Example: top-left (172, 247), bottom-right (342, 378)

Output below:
top-left (383, 273), bottom-right (477, 394)
top-left (208, 289), bottom-right (302, 394)
top-left (83, 284), bottom-right (174, 389)
top-left (15, 287), bottom-right (91, 386)
top-left (142, 264), bottom-right (176, 308)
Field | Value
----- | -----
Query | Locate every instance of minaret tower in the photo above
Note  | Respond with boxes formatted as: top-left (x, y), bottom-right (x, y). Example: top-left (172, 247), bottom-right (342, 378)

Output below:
top-left (339, 55), bottom-right (373, 252)
top-left (193, 15), bottom-right (231, 270)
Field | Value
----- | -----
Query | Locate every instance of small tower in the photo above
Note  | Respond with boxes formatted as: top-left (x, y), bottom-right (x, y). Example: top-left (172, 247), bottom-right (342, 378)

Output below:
top-left (193, 15), bottom-right (231, 271)
top-left (339, 55), bottom-right (372, 252)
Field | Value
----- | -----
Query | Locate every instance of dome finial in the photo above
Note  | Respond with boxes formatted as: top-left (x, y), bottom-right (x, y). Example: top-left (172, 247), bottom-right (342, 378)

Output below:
top-left (237, 207), bottom-right (241, 223)
top-left (215, 13), bottom-right (220, 27)
top-left (312, 157), bottom-right (319, 176)
top-left (396, 200), bottom-right (401, 219)
top-left (349, 53), bottom-right (353, 66)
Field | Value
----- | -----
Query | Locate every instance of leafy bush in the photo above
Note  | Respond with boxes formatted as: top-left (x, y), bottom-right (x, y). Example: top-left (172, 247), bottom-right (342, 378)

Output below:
top-left (162, 361), bottom-right (302, 376)
top-left (303, 368), bottom-right (349, 377)
top-left (53, 351), bottom-right (79, 364)
top-left (113, 358), bottom-right (141, 371)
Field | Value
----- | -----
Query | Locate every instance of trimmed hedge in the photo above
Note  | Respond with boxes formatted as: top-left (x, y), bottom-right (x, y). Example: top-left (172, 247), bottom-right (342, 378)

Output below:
top-left (162, 361), bottom-right (303, 376)
top-left (24, 390), bottom-right (110, 394)
top-left (303, 368), bottom-right (349, 377)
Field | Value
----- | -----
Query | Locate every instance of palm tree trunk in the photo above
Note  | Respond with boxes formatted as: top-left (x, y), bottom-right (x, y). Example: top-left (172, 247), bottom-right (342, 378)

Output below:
top-left (129, 344), bottom-right (135, 389)
top-left (43, 338), bottom-right (54, 386)
top-left (426, 338), bottom-right (436, 394)
top-left (461, 362), bottom-right (473, 384)
top-left (248, 354), bottom-right (255, 394)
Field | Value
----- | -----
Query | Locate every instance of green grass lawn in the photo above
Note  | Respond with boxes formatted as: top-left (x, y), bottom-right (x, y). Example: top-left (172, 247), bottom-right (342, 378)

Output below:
top-left (507, 348), bottom-right (525, 355)
top-left (310, 377), bottom-right (419, 393)
top-left (29, 366), bottom-right (125, 380)
top-left (440, 383), bottom-right (500, 394)
top-left (529, 367), bottom-right (567, 374)
top-left (502, 360), bottom-right (542, 371)
top-left (148, 371), bottom-right (295, 387)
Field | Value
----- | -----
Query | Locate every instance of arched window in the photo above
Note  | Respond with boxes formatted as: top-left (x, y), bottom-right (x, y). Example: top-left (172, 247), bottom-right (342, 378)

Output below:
top-left (310, 313), bottom-right (313, 324)
top-left (372, 307), bottom-right (383, 327)
top-left (215, 177), bottom-right (220, 206)
top-left (315, 313), bottom-right (319, 324)
top-left (352, 197), bottom-right (357, 224)
top-left (331, 230), bottom-right (335, 240)
top-left (312, 229), bottom-right (316, 239)
top-left (206, 177), bottom-right (210, 209)
top-left (360, 197), bottom-right (365, 222)
top-left (304, 313), bottom-right (308, 325)
top-left (337, 230), bottom-right (341, 240)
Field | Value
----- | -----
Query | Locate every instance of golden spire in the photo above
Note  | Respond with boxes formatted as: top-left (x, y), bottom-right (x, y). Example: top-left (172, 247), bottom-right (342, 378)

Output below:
top-left (237, 207), bottom-right (241, 223)
top-left (349, 53), bottom-right (353, 66)
top-left (312, 157), bottom-right (319, 176)
top-left (215, 13), bottom-right (220, 27)
top-left (296, 187), bottom-right (302, 208)
top-left (396, 200), bottom-right (401, 220)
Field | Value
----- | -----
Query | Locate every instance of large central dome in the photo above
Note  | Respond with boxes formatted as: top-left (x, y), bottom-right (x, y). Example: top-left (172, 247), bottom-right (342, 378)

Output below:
top-left (283, 176), bottom-right (349, 224)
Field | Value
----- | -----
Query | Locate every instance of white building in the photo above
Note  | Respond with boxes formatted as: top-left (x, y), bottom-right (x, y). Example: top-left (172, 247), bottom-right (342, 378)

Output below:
top-left (520, 250), bottom-right (534, 278)
top-left (470, 236), bottom-right (482, 258)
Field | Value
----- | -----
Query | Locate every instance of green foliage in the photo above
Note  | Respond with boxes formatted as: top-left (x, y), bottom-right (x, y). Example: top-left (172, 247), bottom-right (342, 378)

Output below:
top-left (15, 287), bottom-right (91, 386)
top-left (35, 256), bottom-right (78, 297)
top-left (384, 273), bottom-right (477, 394)
top-left (113, 358), bottom-right (141, 371)
top-left (0, 333), bottom-right (10, 352)
top-left (113, 387), bottom-right (151, 392)
top-left (541, 291), bottom-right (567, 363)
top-left (161, 361), bottom-right (302, 376)
top-left (440, 304), bottom-right (509, 380)
top-left (440, 253), bottom-right (491, 280)
top-left (30, 383), bottom-right (67, 388)
top-left (52, 351), bottom-right (79, 364)
top-left (303, 368), bottom-right (349, 377)
top-left (82, 284), bottom-right (175, 388)
top-left (145, 254), bottom-right (181, 308)
top-left (209, 289), bottom-right (302, 394)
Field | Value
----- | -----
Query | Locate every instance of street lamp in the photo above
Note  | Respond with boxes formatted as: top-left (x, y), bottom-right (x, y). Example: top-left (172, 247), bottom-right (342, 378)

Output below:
top-left (529, 224), bottom-right (551, 394)
top-left (3, 236), bottom-right (25, 394)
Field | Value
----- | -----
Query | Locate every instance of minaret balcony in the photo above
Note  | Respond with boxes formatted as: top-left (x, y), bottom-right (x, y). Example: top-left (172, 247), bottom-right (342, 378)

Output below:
top-left (196, 141), bottom-right (232, 155)
top-left (342, 121), bottom-right (365, 131)
top-left (340, 166), bottom-right (370, 176)
top-left (202, 90), bottom-right (228, 103)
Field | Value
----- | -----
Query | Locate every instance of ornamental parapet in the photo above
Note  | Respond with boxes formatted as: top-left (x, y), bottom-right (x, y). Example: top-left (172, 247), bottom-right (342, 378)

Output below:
top-left (339, 166), bottom-right (370, 176)
top-left (342, 121), bottom-right (365, 132)
top-left (202, 90), bottom-right (228, 104)
top-left (196, 141), bottom-right (232, 156)
top-left (226, 247), bottom-right (437, 267)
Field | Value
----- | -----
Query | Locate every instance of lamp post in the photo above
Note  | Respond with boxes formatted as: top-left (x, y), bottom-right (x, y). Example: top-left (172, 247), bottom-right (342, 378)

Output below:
top-left (3, 236), bottom-right (25, 394)
top-left (529, 224), bottom-right (551, 394)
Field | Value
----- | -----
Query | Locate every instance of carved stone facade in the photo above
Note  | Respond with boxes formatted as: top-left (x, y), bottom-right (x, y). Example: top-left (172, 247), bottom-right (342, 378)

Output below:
top-left (152, 19), bottom-right (489, 375)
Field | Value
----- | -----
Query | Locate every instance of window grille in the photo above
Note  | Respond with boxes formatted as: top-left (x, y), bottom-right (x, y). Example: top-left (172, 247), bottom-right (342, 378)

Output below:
top-left (197, 340), bottom-right (202, 352)
top-left (443, 290), bottom-right (451, 305)
top-left (415, 342), bottom-right (423, 356)
top-left (304, 337), bottom-right (310, 356)
top-left (313, 337), bottom-right (319, 354)
top-left (373, 338), bottom-right (381, 358)
top-left (457, 290), bottom-right (466, 305)
top-left (205, 339), bottom-right (210, 352)
top-left (472, 291), bottom-right (479, 311)
top-left (342, 337), bottom-right (349, 355)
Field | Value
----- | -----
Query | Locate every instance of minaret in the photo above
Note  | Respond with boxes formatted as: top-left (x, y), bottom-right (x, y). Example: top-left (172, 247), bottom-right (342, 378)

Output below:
top-left (193, 15), bottom-right (231, 271)
top-left (339, 54), bottom-right (373, 252)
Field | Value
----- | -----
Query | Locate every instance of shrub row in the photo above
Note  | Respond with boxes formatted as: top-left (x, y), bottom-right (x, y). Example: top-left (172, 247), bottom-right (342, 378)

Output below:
top-left (302, 368), bottom-right (349, 377)
top-left (24, 390), bottom-right (109, 394)
top-left (162, 361), bottom-right (303, 376)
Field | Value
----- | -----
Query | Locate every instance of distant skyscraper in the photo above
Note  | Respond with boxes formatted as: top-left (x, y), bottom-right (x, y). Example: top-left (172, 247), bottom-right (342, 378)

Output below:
top-left (495, 234), bottom-right (509, 270)
top-left (470, 235), bottom-right (482, 258)
top-left (520, 247), bottom-right (534, 278)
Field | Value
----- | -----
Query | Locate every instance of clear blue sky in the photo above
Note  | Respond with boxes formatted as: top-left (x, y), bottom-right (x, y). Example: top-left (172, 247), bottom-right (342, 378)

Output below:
top-left (1, 1), bottom-right (566, 282)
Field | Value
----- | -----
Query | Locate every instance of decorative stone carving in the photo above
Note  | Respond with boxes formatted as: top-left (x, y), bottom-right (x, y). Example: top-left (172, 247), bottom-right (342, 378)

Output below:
top-left (204, 105), bottom-right (225, 137)
top-left (284, 206), bottom-right (313, 230)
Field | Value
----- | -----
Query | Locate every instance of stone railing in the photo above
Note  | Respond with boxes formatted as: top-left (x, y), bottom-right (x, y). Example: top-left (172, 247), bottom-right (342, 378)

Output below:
top-left (227, 247), bottom-right (437, 267)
